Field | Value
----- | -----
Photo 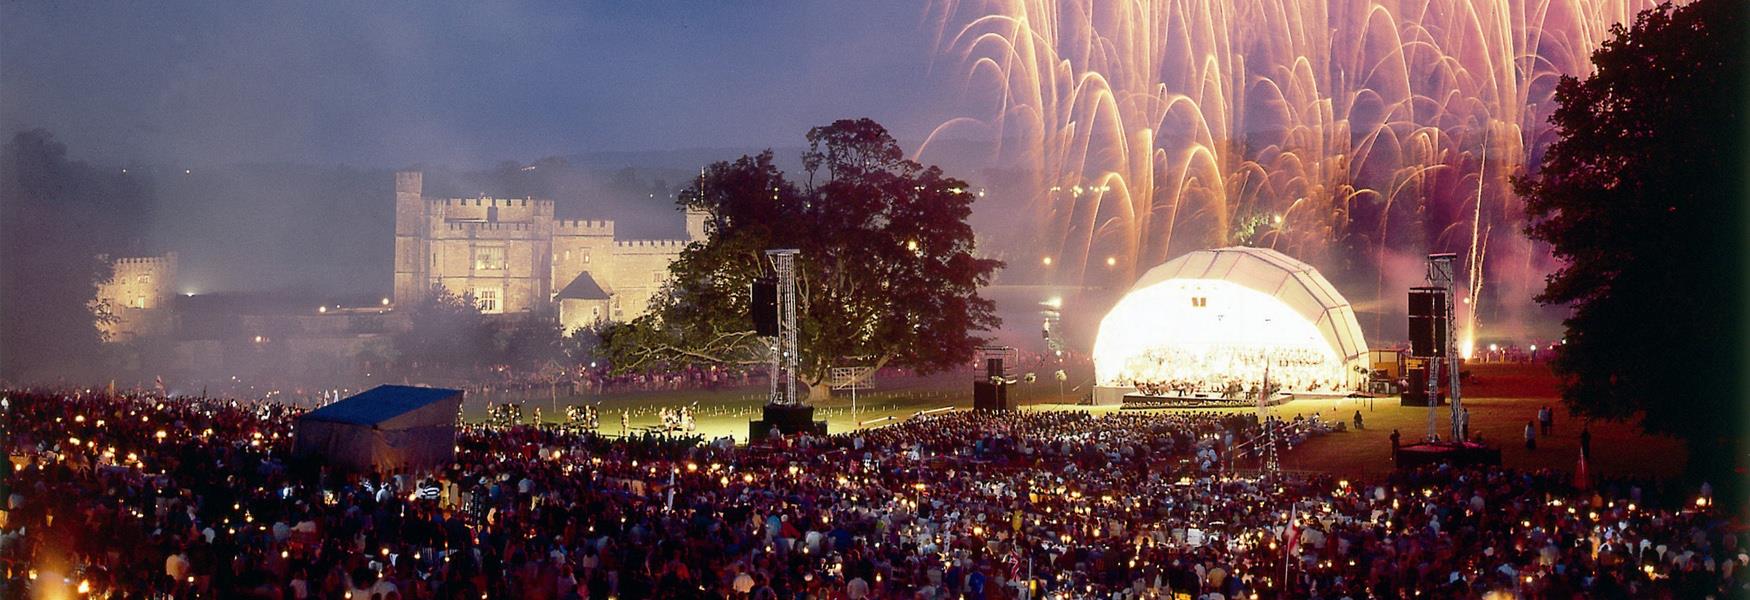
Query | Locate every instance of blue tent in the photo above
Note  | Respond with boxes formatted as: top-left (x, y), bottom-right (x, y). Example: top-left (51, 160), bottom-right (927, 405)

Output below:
top-left (294, 385), bottom-right (462, 472)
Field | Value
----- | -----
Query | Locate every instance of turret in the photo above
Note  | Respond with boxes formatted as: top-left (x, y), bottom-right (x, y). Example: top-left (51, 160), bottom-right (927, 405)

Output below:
top-left (393, 171), bottom-right (428, 304)
top-left (685, 207), bottom-right (710, 243)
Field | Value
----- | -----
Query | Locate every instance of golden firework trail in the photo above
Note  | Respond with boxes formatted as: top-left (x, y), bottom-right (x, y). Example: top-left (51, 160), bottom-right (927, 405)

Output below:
top-left (922, 0), bottom-right (1661, 335)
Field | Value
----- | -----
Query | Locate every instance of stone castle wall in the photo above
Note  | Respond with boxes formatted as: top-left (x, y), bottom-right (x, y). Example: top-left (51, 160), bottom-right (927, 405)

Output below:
top-left (393, 171), bottom-right (700, 327)
top-left (96, 252), bottom-right (178, 340)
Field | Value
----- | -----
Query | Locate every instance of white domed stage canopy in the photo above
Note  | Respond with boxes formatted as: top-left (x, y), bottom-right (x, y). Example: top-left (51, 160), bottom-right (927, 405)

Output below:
top-left (1092, 247), bottom-right (1368, 405)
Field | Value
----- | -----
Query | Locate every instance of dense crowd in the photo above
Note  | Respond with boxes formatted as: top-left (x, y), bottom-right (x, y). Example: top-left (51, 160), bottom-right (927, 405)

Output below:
top-left (1, 389), bottom-right (1743, 599)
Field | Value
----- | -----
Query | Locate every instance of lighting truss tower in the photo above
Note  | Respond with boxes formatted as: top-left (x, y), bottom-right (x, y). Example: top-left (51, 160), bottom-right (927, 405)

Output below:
top-left (767, 249), bottom-right (801, 406)
top-left (1423, 253), bottom-right (1462, 442)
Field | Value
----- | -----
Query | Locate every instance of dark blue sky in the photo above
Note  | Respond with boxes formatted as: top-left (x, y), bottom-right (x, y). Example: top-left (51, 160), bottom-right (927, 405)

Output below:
top-left (1, 1), bottom-right (966, 167)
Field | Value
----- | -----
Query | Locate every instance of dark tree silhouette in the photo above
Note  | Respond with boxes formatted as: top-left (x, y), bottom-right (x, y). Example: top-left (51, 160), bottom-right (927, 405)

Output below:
top-left (599, 119), bottom-right (1002, 399)
top-left (1, 130), bottom-right (156, 381)
top-left (1517, 0), bottom-right (1747, 487)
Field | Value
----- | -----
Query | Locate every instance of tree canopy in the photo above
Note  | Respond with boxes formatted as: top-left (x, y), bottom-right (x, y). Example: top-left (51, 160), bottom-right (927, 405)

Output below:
top-left (1517, 0), bottom-right (1747, 485)
top-left (1, 129), bottom-right (157, 381)
top-left (598, 118), bottom-right (1002, 399)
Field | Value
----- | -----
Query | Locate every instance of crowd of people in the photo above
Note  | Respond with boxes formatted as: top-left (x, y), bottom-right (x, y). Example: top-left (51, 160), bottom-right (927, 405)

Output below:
top-left (1, 388), bottom-right (1743, 599)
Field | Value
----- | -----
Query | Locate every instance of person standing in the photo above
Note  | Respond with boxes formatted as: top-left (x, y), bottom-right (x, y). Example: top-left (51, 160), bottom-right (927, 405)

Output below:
top-left (1523, 420), bottom-right (1537, 450)
top-left (1390, 429), bottom-right (1401, 466)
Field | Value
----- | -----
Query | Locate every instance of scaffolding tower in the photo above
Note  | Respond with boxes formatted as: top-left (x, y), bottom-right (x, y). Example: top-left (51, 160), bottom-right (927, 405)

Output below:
top-left (1422, 253), bottom-right (1464, 442)
top-left (767, 249), bottom-right (801, 407)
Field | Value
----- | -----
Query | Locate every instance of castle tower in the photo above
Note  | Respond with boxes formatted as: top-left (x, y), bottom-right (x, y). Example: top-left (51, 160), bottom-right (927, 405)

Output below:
top-left (393, 171), bottom-right (427, 305)
top-left (684, 207), bottom-right (710, 243)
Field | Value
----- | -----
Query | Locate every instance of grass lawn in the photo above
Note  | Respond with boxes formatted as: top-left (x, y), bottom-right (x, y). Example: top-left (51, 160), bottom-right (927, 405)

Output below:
top-left (467, 362), bottom-right (1686, 480)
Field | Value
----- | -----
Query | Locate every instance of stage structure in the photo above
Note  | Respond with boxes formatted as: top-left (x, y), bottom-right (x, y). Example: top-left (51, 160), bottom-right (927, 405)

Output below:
top-left (1092, 247), bottom-right (1369, 405)
top-left (749, 249), bottom-right (825, 438)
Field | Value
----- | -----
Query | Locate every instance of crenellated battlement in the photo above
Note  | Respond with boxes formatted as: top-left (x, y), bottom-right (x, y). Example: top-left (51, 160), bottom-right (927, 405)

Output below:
top-left (555, 219), bottom-right (616, 236)
top-left (113, 256), bottom-right (174, 266)
top-left (444, 221), bottom-right (538, 232)
top-left (104, 252), bottom-right (178, 269)
top-left (613, 239), bottom-right (690, 250)
top-left (433, 196), bottom-right (554, 208)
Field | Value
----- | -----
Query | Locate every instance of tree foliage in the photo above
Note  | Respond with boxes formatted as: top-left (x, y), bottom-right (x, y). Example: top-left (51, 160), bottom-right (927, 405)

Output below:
top-left (600, 119), bottom-right (1002, 398)
top-left (1517, 0), bottom-right (1746, 482)
top-left (1, 129), bottom-right (156, 381)
top-left (392, 285), bottom-right (490, 373)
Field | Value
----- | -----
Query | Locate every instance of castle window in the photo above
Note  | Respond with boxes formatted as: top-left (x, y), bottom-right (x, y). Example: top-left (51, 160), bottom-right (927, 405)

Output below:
top-left (132, 296), bottom-right (147, 309)
top-left (583, 252), bottom-right (591, 264)
top-left (473, 246), bottom-right (507, 272)
top-left (563, 250), bottom-right (571, 263)
top-left (473, 287), bottom-right (502, 314)
top-left (137, 274), bottom-right (151, 285)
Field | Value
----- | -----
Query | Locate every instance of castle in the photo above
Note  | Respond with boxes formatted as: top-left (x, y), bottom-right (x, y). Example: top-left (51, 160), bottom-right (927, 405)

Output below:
top-left (392, 171), bottom-right (704, 331)
top-left (94, 252), bottom-right (178, 341)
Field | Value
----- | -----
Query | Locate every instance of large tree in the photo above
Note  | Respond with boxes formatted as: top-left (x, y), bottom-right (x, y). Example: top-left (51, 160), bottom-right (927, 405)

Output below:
top-left (599, 118), bottom-right (1002, 399)
top-left (1, 130), bottom-right (156, 381)
top-left (1517, 0), bottom-right (1747, 487)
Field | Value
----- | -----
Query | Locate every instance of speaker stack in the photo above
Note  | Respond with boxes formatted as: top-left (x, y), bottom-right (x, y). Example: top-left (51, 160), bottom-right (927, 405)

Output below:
top-left (974, 357), bottom-right (1011, 410)
top-left (751, 278), bottom-right (779, 336)
top-left (1402, 287), bottom-right (1448, 406)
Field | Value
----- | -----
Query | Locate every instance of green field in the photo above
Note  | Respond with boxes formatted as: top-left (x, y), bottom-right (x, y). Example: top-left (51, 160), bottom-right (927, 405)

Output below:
top-left (464, 367), bottom-right (1104, 439)
top-left (466, 363), bottom-right (1686, 480)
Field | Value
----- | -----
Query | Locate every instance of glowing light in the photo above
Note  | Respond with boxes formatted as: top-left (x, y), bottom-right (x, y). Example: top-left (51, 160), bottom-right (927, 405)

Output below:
top-left (1093, 265), bottom-right (1359, 390)
top-left (1041, 256), bottom-right (1053, 266)
top-left (381, 297), bottom-right (391, 306)
top-left (318, 306), bottom-right (328, 313)
top-left (922, 0), bottom-right (1655, 320)
top-left (1105, 256), bottom-right (1117, 267)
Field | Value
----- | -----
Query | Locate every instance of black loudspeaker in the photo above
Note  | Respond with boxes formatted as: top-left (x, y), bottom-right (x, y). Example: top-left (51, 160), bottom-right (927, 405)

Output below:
top-left (974, 381), bottom-right (1009, 411)
top-left (752, 278), bottom-right (779, 336)
top-left (985, 358), bottom-right (1004, 379)
top-left (1399, 363), bottom-right (1446, 406)
top-left (1408, 287), bottom-right (1447, 357)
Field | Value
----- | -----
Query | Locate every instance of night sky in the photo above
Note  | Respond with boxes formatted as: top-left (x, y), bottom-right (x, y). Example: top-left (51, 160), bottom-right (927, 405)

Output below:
top-left (1, 1), bottom-right (963, 167)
